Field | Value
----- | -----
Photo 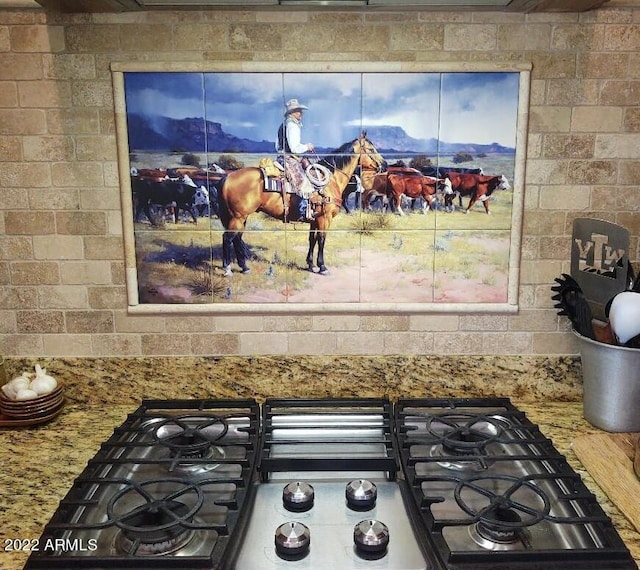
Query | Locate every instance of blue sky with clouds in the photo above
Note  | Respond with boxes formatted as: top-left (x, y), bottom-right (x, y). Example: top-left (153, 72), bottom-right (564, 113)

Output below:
top-left (124, 71), bottom-right (520, 149)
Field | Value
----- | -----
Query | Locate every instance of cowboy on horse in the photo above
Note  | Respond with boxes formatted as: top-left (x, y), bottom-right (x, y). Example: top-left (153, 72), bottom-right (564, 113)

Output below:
top-left (276, 98), bottom-right (326, 222)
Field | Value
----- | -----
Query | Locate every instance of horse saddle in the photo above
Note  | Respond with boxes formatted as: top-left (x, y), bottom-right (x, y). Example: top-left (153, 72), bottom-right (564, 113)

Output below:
top-left (258, 158), bottom-right (292, 193)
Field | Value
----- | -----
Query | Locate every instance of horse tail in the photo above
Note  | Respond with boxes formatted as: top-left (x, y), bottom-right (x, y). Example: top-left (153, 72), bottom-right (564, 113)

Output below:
top-left (217, 174), bottom-right (231, 229)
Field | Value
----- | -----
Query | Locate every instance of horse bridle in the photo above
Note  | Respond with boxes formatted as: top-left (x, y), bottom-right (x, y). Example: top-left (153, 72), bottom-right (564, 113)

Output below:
top-left (357, 137), bottom-right (384, 173)
top-left (312, 137), bottom-right (383, 183)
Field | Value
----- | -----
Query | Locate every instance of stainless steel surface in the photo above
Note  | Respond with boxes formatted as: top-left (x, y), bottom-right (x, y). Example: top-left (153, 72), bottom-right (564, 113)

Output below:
top-left (234, 479), bottom-right (430, 569)
top-left (41, 411), bottom-right (253, 560)
top-left (402, 405), bottom-right (611, 553)
top-left (574, 329), bottom-right (640, 432)
top-left (26, 398), bottom-right (637, 569)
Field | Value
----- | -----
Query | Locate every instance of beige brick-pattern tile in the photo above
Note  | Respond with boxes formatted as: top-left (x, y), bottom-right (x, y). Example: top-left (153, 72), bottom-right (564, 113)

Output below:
top-left (0, 161), bottom-right (50, 187)
top-left (214, 315), bottom-right (264, 332)
top-left (595, 133), bottom-right (640, 158)
top-left (83, 236), bottom-right (123, 259)
top-left (91, 333), bottom-right (142, 356)
top-left (43, 334), bottom-right (92, 356)
top-left (460, 314), bottom-right (508, 331)
top-left (28, 188), bottom-right (80, 211)
top-left (60, 260), bottom-right (112, 285)
top-left (239, 332), bottom-right (288, 355)
top-left (264, 315), bottom-right (313, 332)
top-left (0, 82), bottom-right (18, 107)
top-left (56, 211), bottom-right (107, 235)
top-left (361, 314), bottom-right (410, 331)
top-left (0, 6), bottom-right (639, 361)
top-left (2, 332), bottom-right (44, 356)
top-left (33, 235), bottom-right (84, 260)
top-left (287, 331), bottom-right (337, 354)
top-left (444, 23), bottom-right (496, 51)
top-left (87, 285), bottom-right (127, 309)
top-left (539, 185), bottom-right (590, 210)
top-left (65, 310), bottom-right (113, 333)
top-left (10, 261), bottom-right (60, 285)
top-left (119, 24), bottom-right (174, 52)
top-left (191, 332), bottom-right (241, 355)
top-left (498, 24), bottom-right (550, 51)
top-left (142, 333), bottom-right (192, 355)
top-left (0, 53), bottom-right (43, 80)
top-left (16, 310), bottom-right (64, 333)
top-left (508, 309), bottom-right (558, 332)
top-left (571, 106), bottom-right (623, 132)
top-left (18, 80), bottom-right (72, 108)
top-left (0, 310), bottom-right (17, 334)
top-left (51, 161), bottom-right (103, 187)
top-left (46, 108), bottom-right (100, 134)
top-left (38, 284), bottom-right (88, 309)
top-left (0, 286), bottom-right (38, 310)
top-left (5, 211), bottom-right (55, 235)
top-left (0, 109), bottom-right (46, 135)
top-left (543, 134), bottom-right (594, 159)
top-left (114, 310), bottom-right (165, 333)
top-left (383, 331), bottom-right (433, 354)
top-left (23, 134), bottom-right (75, 162)
top-left (0, 25), bottom-right (9, 51)
top-left (336, 331), bottom-right (385, 354)
top-left (10, 25), bottom-right (65, 53)
top-left (0, 236), bottom-right (33, 260)
top-left (482, 332), bottom-right (531, 354)
top-left (75, 135), bottom-right (117, 161)
top-left (433, 332), bottom-right (483, 354)
top-left (0, 135), bottom-right (22, 161)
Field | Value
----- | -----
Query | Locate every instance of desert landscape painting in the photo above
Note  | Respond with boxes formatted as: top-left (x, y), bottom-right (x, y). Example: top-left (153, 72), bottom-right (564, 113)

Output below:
top-left (114, 64), bottom-right (529, 313)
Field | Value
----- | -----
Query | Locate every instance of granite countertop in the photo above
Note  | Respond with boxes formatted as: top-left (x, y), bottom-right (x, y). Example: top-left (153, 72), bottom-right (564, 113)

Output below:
top-left (1, 400), bottom-right (639, 570)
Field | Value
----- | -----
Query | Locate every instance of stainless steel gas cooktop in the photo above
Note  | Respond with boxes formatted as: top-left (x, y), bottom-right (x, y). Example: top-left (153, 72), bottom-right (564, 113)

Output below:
top-left (24, 398), bottom-right (638, 570)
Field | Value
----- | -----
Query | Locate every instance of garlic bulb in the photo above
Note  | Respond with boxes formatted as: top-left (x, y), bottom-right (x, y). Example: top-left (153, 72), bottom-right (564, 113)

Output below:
top-left (29, 364), bottom-right (58, 395)
top-left (14, 387), bottom-right (39, 401)
top-left (1, 374), bottom-right (31, 400)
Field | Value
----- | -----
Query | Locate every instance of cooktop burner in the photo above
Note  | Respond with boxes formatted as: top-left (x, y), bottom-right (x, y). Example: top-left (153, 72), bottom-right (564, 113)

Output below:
top-left (24, 399), bottom-right (260, 569)
top-left (23, 397), bottom-right (637, 570)
top-left (395, 398), bottom-right (638, 569)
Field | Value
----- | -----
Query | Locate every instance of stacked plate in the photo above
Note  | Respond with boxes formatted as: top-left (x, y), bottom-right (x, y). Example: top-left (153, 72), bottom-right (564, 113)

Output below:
top-left (0, 385), bottom-right (65, 421)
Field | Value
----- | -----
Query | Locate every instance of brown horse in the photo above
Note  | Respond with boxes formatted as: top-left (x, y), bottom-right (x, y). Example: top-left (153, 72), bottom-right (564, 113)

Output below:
top-left (218, 132), bottom-right (385, 275)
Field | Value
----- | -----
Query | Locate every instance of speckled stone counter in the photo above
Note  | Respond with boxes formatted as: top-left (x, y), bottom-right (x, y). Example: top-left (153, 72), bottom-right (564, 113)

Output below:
top-left (3, 355), bottom-right (584, 404)
top-left (1, 356), bottom-right (638, 569)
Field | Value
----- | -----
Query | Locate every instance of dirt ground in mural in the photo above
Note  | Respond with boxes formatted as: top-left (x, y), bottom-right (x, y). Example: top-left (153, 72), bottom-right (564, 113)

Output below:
top-left (241, 249), bottom-right (435, 304)
top-left (239, 247), bottom-right (508, 305)
top-left (134, 208), bottom-right (512, 306)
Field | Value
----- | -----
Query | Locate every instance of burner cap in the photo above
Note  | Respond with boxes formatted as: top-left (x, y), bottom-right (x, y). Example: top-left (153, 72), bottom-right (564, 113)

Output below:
top-left (477, 506), bottom-right (523, 543)
top-left (154, 415), bottom-right (229, 458)
top-left (116, 500), bottom-right (195, 556)
top-left (275, 521), bottom-right (310, 560)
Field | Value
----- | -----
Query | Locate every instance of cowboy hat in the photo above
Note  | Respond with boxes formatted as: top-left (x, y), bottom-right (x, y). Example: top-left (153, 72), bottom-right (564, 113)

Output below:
top-left (284, 98), bottom-right (308, 114)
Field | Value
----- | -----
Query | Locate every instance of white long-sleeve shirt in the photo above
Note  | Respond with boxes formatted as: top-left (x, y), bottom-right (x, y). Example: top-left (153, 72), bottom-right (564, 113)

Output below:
top-left (277, 116), bottom-right (309, 155)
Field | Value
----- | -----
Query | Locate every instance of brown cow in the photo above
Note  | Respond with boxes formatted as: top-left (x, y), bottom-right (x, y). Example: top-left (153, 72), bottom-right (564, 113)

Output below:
top-left (362, 172), bottom-right (390, 212)
top-left (386, 174), bottom-right (448, 215)
top-left (444, 173), bottom-right (510, 214)
top-left (362, 171), bottom-right (450, 215)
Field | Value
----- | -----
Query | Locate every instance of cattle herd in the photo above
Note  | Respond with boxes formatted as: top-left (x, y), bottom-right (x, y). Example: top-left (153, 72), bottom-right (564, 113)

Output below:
top-left (131, 161), bottom-right (512, 227)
